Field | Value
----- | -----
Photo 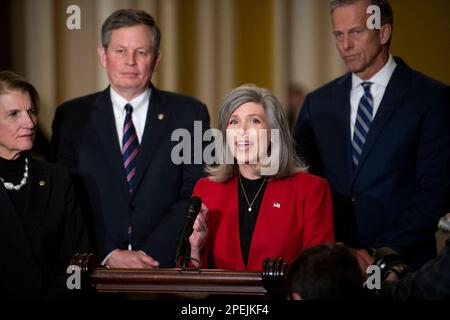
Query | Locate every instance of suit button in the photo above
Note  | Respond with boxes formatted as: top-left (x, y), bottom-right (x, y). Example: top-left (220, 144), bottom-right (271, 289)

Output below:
top-left (129, 205), bottom-right (135, 211)
top-left (351, 197), bottom-right (356, 203)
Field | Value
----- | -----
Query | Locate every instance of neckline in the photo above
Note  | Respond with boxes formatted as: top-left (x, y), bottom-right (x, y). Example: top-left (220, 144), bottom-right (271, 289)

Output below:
top-left (238, 174), bottom-right (268, 213)
top-left (239, 175), bottom-right (266, 184)
top-left (0, 154), bottom-right (27, 169)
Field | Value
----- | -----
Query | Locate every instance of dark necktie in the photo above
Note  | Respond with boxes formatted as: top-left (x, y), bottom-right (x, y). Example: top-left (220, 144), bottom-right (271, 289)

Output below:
top-left (352, 82), bottom-right (373, 168)
top-left (122, 104), bottom-right (140, 193)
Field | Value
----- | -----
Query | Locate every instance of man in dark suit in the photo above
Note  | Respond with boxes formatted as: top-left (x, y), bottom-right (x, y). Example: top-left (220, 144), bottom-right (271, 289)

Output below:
top-left (51, 9), bottom-right (210, 268)
top-left (293, 0), bottom-right (450, 269)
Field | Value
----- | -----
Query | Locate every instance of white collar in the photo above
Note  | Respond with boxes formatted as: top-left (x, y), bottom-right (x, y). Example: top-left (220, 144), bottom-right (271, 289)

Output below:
top-left (352, 54), bottom-right (397, 90)
top-left (110, 86), bottom-right (151, 110)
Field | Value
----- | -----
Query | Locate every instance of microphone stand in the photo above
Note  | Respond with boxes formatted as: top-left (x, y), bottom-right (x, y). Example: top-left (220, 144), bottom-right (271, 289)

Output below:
top-left (176, 237), bottom-right (192, 269)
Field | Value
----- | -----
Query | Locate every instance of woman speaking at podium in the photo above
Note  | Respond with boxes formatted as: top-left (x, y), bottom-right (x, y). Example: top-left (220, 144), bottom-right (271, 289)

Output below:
top-left (187, 84), bottom-right (334, 271)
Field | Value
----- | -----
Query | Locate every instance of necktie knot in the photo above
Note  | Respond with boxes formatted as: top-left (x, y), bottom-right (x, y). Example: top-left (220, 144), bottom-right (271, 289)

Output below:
top-left (125, 103), bottom-right (134, 114)
top-left (361, 81), bottom-right (372, 94)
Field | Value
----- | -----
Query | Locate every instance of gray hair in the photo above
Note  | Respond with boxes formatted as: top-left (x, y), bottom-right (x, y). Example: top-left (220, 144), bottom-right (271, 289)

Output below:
top-left (329, 0), bottom-right (393, 48)
top-left (206, 84), bottom-right (307, 183)
top-left (101, 9), bottom-right (161, 55)
top-left (0, 71), bottom-right (39, 113)
top-left (330, 0), bottom-right (393, 26)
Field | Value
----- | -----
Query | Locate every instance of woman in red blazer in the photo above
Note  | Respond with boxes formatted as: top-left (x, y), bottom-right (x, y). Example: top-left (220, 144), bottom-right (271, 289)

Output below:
top-left (188, 84), bottom-right (335, 271)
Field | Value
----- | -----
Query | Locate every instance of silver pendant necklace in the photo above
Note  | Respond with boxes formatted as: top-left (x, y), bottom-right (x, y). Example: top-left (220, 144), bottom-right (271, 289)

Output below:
top-left (238, 174), bottom-right (268, 212)
top-left (1, 157), bottom-right (28, 191)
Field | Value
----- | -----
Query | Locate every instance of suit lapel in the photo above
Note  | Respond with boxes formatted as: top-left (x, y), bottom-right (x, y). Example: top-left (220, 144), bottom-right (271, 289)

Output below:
top-left (0, 185), bottom-right (24, 228)
top-left (132, 87), bottom-right (172, 199)
top-left (91, 88), bottom-right (129, 198)
top-left (333, 74), bottom-right (354, 191)
top-left (0, 185), bottom-right (36, 264)
top-left (352, 58), bottom-right (411, 182)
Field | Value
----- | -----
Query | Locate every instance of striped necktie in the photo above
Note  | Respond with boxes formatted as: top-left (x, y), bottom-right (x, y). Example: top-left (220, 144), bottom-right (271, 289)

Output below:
top-left (122, 104), bottom-right (140, 193)
top-left (352, 82), bottom-right (373, 168)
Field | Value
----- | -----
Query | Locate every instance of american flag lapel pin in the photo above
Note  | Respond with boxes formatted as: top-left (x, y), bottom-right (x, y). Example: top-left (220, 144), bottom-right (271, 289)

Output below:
top-left (273, 202), bottom-right (281, 208)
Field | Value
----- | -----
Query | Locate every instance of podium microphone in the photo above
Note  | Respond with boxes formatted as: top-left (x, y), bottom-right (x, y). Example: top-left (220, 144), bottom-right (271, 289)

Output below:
top-left (175, 196), bottom-right (202, 267)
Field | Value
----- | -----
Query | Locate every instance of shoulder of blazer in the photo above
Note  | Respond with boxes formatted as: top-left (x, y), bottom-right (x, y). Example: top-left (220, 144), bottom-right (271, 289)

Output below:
top-left (294, 170), bottom-right (327, 183)
top-left (272, 171), bottom-right (328, 190)
top-left (195, 176), bottom-right (235, 193)
top-left (151, 85), bottom-right (208, 114)
top-left (58, 88), bottom-right (109, 113)
top-left (54, 88), bottom-right (110, 129)
top-left (29, 157), bottom-right (71, 181)
top-left (307, 72), bottom-right (351, 99)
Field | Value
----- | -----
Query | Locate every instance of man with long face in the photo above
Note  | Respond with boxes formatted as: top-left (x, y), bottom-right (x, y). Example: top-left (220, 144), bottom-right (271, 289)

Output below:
top-left (294, 0), bottom-right (450, 270)
top-left (51, 9), bottom-right (210, 268)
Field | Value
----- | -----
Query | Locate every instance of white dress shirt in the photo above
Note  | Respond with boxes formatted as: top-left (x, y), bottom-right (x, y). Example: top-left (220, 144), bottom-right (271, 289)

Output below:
top-left (102, 87), bottom-right (151, 265)
top-left (350, 55), bottom-right (397, 139)
top-left (110, 87), bottom-right (151, 147)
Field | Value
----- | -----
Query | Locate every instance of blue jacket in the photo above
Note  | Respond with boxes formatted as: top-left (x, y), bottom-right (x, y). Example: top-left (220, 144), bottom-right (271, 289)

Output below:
top-left (294, 57), bottom-right (450, 268)
top-left (51, 85), bottom-right (210, 267)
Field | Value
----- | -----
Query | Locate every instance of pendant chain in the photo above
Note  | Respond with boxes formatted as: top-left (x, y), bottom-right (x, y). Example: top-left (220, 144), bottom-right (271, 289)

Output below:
top-left (238, 174), bottom-right (267, 212)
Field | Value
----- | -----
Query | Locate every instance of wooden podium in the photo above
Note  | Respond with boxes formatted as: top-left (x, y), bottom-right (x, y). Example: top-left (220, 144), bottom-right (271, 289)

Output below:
top-left (70, 254), bottom-right (287, 298)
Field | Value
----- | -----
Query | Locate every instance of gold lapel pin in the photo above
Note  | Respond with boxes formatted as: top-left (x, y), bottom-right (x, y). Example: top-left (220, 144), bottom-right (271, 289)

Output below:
top-left (158, 113), bottom-right (165, 120)
top-left (39, 180), bottom-right (46, 187)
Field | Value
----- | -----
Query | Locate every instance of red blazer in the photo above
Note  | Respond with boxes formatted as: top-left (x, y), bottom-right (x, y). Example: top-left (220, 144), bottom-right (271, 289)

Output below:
top-left (193, 172), bottom-right (335, 271)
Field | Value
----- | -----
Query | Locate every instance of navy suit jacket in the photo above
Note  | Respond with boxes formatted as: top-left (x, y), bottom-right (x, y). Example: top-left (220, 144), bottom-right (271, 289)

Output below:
top-left (294, 58), bottom-right (450, 268)
top-left (51, 85), bottom-right (210, 267)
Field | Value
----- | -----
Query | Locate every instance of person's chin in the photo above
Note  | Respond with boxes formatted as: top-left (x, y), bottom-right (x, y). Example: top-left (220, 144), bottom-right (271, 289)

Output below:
top-left (234, 154), bottom-right (246, 164)
top-left (119, 79), bottom-right (141, 87)
top-left (236, 153), bottom-right (259, 165)
top-left (116, 78), bottom-right (144, 88)
top-left (18, 140), bottom-right (34, 151)
top-left (23, 142), bottom-right (33, 149)
top-left (346, 61), bottom-right (364, 73)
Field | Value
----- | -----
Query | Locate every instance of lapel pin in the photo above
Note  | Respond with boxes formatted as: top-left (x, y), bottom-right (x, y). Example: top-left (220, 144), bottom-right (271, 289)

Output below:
top-left (158, 113), bottom-right (164, 120)
top-left (39, 180), bottom-right (46, 187)
top-left (273, 202), bottom-right (281, 208)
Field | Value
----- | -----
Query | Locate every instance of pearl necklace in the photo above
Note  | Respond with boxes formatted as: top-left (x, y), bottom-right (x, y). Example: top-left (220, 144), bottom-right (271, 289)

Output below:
top-left (1, 157), bottom-right (28, 191)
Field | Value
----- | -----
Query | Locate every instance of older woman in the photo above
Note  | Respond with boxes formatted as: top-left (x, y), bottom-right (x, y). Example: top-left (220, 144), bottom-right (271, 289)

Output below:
top-left (187, 84), bottom-right (335, 271)
top-left (0, 71), bottom-right (88, 299)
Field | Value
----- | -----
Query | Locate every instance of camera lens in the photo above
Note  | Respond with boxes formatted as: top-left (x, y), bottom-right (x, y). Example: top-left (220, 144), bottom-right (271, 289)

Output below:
top-left (374, 247), bottom-right (411, 280)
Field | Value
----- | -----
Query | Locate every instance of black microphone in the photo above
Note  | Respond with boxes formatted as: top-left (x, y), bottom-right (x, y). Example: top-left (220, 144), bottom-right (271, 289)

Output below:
top-left (175, 196), bottom-right (202, 267)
